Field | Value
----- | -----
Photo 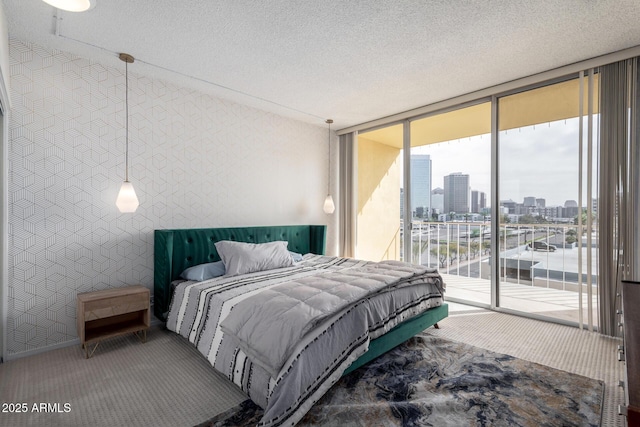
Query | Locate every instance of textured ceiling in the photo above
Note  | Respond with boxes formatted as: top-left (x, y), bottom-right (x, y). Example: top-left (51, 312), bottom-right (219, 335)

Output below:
top-left (4, 0), bottom-right (640, 129)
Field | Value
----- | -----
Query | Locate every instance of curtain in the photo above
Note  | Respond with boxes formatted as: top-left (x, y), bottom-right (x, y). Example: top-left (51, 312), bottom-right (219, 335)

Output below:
top-left (598, 57), bottom-right (640, 336)
top-left (338, 132), bottom-right (356, 257)
top-left (629, 60), bottom-right (640, 280)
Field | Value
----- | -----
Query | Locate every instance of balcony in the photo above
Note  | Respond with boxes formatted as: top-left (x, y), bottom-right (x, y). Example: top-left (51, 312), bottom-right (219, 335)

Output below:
top-left (408, 221), bottom-right (598, 326)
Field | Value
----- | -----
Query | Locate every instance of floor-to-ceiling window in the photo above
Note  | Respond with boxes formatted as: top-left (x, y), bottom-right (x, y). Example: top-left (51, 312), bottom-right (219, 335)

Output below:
top-left (353, 73), bottom-right (600, 329)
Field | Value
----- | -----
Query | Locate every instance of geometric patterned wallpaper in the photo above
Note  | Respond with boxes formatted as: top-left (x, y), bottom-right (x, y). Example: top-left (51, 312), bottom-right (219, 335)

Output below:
top-left (6, 38), bottom-right (336, 357)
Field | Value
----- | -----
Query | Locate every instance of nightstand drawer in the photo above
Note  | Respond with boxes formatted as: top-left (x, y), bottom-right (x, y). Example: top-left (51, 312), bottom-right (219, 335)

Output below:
top-left (84, 294), bottom-right (149, 320)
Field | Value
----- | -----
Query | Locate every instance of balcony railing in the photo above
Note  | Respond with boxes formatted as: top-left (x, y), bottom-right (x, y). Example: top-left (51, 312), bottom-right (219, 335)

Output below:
top-left (407, 220), bottom-right (598, 325)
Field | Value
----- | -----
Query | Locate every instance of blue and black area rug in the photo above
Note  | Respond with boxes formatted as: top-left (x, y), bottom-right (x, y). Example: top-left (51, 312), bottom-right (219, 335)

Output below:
top-left (201, 334), bottom-right (603, 426)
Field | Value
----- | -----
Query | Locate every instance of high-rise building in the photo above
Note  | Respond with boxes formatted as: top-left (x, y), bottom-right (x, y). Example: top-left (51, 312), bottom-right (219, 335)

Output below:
top-left (444, 172), bottom-right (470, 213)
top-left (410, 155), bottom-right (432, 218)
top-left (471, 190), bottom-right (486, 213)
top-left (564, 200), bottom-right (579, 218)
top-left (536, 198), bottom-right (546, 208)
top-left (431, 187), bottom-right (444, 214)
top-left (500, 199), bottom-right (517, 214)
top-left (523, 196), bottom-right (536, 207)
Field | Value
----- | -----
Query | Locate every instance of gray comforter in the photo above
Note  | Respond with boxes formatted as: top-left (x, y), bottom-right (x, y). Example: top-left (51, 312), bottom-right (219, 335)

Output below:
top-left (220, 259), bottom-right (442, 377)
top-left (166, 255), bottom-right (444, 426)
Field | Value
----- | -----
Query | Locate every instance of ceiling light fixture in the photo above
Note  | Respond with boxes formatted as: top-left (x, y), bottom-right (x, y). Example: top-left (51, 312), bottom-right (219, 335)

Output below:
top-left (115, 53), bottom-right (139, 213)
top-left (323, 119), bottom-right (335, 215)
top-left (42, 0), bottom-right (95, 12)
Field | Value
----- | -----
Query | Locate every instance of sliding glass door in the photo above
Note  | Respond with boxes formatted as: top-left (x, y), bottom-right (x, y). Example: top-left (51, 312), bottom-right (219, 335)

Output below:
top-left (497, 76), bottom-right (599, 326)
top-left (408, 102), bottom-right (492, 306)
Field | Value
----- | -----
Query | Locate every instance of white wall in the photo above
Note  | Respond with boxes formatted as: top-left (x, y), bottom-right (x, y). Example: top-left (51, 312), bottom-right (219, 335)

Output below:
top-left (0, 3), bottom-right (9, 107)
top-left (0, 1), bottom-right (10, 362)
top-left (6, 38), bottom-right (337, 357)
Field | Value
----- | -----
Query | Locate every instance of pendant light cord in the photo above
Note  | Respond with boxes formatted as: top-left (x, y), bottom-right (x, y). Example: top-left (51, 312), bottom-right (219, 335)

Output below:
top-left (326, 119), bottom-right (332, 194)
top-left (125, 60), bottom-right (129, 182)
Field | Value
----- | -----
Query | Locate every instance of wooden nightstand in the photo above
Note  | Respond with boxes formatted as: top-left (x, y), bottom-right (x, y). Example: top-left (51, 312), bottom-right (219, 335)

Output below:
top-left (77, 285), bottom-right (150, 358)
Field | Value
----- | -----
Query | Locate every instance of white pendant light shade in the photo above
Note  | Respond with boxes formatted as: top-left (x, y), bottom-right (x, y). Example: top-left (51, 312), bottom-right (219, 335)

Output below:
top-left (116, 181), bottom-right (139, 213)
top-left (42, 0), bottom-right (94, 12)
top-left (323, 194), bottom-right (335, 214)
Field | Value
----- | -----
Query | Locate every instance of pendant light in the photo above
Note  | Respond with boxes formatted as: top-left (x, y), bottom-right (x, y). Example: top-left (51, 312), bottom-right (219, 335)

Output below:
top-left (323, 119), bottom-right (335, 214)
top-left (115, 53), bottom-right (139, 213)
top-left (42, 0), bottom-right (95, 12)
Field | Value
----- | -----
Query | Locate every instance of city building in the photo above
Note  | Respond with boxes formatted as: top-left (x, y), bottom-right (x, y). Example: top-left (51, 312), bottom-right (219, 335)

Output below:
top-left (471, 190), bottom-right (486, 213)
top-left (444, 173), bottom-right (470, 213)
top-left (500, 199), bottom-right (517, 214)
top-left (410, 155), bottom-right (432, 218)
top-left (564, 200), bottom-right (579, 219)
top-left (431, 187), bottom-right (444, 214)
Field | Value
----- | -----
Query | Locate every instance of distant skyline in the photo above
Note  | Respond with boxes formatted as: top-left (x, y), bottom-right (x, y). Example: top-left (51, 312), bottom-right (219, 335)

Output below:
top-left (410, 117), bottom-right (597, 207)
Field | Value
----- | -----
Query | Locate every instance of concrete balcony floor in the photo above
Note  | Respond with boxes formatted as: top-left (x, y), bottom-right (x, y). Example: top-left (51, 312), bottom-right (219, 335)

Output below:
top-left (442, 273), bottom-right (599, 326)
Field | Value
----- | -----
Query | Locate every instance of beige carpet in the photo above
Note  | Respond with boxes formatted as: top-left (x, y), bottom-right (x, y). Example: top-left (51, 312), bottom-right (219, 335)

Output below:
top-left (0, 305), bottom-right (625, 427)
top-left (0, 327), bottom-right (247, 427)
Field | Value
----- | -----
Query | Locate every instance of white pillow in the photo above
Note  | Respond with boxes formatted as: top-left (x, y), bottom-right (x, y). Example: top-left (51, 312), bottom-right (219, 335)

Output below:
top-left (215, 240), bottom-right (294, 276)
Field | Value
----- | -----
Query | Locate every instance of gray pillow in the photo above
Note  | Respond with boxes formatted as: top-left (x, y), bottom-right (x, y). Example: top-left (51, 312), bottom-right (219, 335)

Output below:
top-left (215, 240), bottom-right (294, 276)
top-left (180, 261), bottom-right (226, 281)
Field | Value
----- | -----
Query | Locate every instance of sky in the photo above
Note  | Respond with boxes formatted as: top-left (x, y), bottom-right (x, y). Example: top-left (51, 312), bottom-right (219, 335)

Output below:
top-left (410, 117), bottom-right (598, 207)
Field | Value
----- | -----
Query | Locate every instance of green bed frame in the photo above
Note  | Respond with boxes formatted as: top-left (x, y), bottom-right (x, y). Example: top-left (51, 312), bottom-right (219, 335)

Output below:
top-left (343, 303), bottom-right (448, 375)
top-left (153, 224), bottom-right (447, 375)
top-left (154, 225), bottom-right (327, 321)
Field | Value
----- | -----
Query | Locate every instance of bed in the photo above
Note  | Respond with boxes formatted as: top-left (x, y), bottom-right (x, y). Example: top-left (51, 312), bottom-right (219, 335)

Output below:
top-left (154, 225), bottom-right (447, 426)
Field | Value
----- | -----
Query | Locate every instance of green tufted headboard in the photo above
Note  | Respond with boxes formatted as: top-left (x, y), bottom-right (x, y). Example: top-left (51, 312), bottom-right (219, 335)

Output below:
top-left (153, 225), bottom-right (327, 321)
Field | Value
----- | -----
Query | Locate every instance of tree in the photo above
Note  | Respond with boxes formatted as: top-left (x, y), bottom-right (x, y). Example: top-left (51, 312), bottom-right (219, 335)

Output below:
top-left (534, 215), bottom-right (548, 224)
top-left (574, 208), bottom-right (597, 229)
top-left (501, 214), bottom-right (511, 224)
top-left (520, 214), bottom-right (536, 224)
top-left (564, 227), bottom-right (577, 244)
top-left (411, 239), bottom-right (429, 263)
top-left (469, 241), bottom-right (480, 259)
top-left (448, 243), bottom-right (459, 265)
top-left (430, 245), bottom-right (449, 268)
top-left (482, 241), bottom-right (491, 255)
top-left (458, 245), bottom-right (468, 261)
